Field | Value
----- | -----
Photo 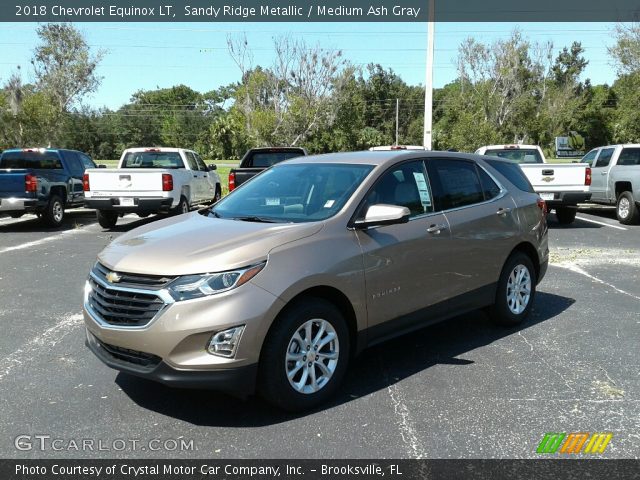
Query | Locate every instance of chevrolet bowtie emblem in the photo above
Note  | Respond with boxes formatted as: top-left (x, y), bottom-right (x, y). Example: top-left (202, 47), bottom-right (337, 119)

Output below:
top-left (542, 176), bottom-right (554, 182)
top-left (106, 271), bottom-right (122, 283)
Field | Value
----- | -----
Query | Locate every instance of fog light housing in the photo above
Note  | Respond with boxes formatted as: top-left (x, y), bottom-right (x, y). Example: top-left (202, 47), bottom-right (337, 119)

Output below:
top-left (207, 326), bottom-right (245, 358)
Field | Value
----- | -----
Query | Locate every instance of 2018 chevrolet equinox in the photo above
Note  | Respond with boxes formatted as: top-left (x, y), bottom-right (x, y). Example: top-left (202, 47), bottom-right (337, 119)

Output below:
top-left (83, 151), bottom-right (548, 411)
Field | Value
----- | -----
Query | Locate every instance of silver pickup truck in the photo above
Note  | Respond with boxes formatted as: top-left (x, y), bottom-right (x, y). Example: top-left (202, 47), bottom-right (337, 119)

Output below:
top-left (581, 144), bottom-right (640, 224)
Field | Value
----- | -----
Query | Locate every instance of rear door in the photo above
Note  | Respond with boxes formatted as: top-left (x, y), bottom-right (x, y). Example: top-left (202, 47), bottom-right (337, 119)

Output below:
top-left (194, 153), bottom-right (216, 201)
top-left (426, 158), bottom-right (519, 298)
top-left (183, 151), bottom-right (203, 202)
top-left (590, 147), bottom-right (615, 202)
top-left (60, 151), bottom-right (85, 204)
top-left (355, 159), bottom-right (453, 338)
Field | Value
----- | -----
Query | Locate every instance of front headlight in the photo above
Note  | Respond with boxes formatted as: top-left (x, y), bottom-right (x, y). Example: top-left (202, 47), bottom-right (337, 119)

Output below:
top-left (167, 262), bottom-right (266, 301)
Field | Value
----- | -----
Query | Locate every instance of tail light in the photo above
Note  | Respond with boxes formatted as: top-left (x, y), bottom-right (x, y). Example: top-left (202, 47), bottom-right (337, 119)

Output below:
top-left (25, 173), bottom-right (38, 193)
top-left (228, 171), bottom-right (236, 191)
top-left (162, 173), bottom-right (173, 191)
top-left (83, 173), bottom-right (90, 191)
top-left (585, 167), bottom-right (592, 186)
top-left (537, 197), bottom-right (547, 214)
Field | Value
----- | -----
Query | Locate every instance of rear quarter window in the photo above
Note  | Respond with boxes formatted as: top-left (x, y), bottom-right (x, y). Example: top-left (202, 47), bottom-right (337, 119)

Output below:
top-left (484, 159), bottom-right (535, 193)
top-left (617, 148), bottom-right (640, 166)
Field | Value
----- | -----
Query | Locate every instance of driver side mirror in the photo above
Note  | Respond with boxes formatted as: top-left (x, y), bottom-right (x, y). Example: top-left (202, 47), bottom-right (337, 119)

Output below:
top-left (207, 164), bottom-right (217, 171)
top-left (354, 204), bottom-right (410, 229)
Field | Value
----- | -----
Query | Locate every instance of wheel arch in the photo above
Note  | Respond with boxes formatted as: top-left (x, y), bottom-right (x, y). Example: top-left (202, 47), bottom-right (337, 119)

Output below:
top-left (509, 242), bottom-right (541, 281)
top-left (615, 181), bottom-right (633, 198)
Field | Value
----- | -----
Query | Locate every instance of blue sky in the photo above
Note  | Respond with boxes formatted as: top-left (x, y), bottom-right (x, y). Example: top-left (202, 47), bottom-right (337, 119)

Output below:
top-left (0, 22), bottom-right (619, 110)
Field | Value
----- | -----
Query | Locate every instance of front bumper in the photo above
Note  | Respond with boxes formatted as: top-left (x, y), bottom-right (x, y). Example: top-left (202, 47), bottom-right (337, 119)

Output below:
top-left (86, 330), bottom-right (258, 396)
top-left (83, 277), bottom-right (285, 395)
top-left (84, 197), bottom-right (174, 213)
top-left (0, 197), bottom-right (39, 213)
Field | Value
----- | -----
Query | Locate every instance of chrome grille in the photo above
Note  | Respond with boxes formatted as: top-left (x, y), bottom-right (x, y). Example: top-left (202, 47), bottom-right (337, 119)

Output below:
top-left (93, 262), bottom-right (175, 290)
top-left (87, 276), bottom-right (165, 327)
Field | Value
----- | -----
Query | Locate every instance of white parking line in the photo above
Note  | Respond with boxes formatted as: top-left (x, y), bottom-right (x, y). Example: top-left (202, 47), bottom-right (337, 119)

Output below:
top-left (575, 216), bottom-right (627, 231)
top-left (0, 313), bottom-right (83, 382)
top-left (0, 227), bottom-right (91, 255)
top-left (552, 263), bottom-right (640, 302)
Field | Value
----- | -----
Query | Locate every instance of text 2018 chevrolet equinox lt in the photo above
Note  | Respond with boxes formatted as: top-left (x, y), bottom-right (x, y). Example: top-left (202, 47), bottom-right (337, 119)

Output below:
top-left (84, 151), bottom-right (548, 411)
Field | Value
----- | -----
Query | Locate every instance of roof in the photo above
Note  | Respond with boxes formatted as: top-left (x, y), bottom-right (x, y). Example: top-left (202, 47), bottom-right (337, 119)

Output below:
top-left (122, 147), bottom-right (190, 153)
top-left (286, 150), bottom-right (497, 167)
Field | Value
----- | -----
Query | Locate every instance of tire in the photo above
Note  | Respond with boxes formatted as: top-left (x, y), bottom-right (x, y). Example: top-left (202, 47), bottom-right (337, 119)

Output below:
top-left (488, 252), bottom-right (537, 326)
top-left (42, 195), bottom-right (65, 227)
top-left (9, 213), bottom-right (24, 219)
top-left (213, 185), bottom-right (222, 203)
top-left (555, 207), bottom-right (577, 225)
top-left (137, 212), bottom-right (150, 218)
top-left (616, 191), bottom-right (640, 225)
top-left (258, 298), bottom-right (350, 412)
top-left (97, 210), bottom-right (118, 229)
top-left (173, 195), bottom-right (190, 215)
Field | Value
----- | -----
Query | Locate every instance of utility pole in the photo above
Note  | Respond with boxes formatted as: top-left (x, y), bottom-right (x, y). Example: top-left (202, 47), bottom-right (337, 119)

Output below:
top-left (395, 98), bottom-right (399, 146)
top-left (423, 0), bottom-right (435, 150)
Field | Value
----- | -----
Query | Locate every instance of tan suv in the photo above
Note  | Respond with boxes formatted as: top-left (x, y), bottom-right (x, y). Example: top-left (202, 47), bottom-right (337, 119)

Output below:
top-left (83, 151), bottom-right (548, 411)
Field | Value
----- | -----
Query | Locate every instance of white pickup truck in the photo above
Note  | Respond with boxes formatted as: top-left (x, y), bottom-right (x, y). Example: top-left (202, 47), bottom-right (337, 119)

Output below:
top-left (84, 147), bottom-right (221, 228)
top-left (475, 144), bottom-right (591, 224)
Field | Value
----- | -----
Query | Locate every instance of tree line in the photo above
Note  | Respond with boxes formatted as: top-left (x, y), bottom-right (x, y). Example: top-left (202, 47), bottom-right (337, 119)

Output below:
top-left (1, 23), bottom-right (640, 159)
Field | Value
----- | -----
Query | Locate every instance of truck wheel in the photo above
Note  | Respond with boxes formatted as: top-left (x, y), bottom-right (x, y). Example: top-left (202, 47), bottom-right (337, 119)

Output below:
top-left (42, 195), bottom-right (65, 227)
top-left (173, 196), bottom-right (190, 215)
top-left (488, 252), bottom-right (537, 326)
top-left (213, 185), bottom-right (222, 203)
top-left (555, 207), bottom-right (577, 225)
top-left (258, 298), bottom-right (350, 412)
top-left (616, 192), bottom-right (640, 225)
top-left (9, 213), bottom-right (24, 219)
top-left (97, 210), bottom-right (118, 229)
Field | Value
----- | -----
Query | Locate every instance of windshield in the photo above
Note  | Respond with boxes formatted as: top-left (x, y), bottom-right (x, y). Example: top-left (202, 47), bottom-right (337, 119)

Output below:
top-left (121, 151), bottom-right (184, 169)
top-left (211, 163), bottom-right (374, 223)
top-left (484, 149), bottom-right (543, 164)
top-left (0, 151), bottom-right (62, 169)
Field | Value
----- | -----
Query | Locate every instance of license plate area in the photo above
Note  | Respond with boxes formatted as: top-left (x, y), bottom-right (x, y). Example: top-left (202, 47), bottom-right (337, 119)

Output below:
top-left (119, 197), bottom-right (135, 207)
top-left (540, 193), bottom-right (554, 201)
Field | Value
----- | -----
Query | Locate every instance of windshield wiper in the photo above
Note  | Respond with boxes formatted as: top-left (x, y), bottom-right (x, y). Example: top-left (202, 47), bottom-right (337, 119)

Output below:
top-left (231, 215), bottom-right (281, 223)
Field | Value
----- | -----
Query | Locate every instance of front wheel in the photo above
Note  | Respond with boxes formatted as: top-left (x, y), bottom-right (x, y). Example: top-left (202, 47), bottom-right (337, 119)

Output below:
top-left (488, 252), bottom-right (537, 326)
top-left (258, 298), bottom-right (349, 411)
top-left (42, 195), bottom-right (65, 227)
top-left (616, 191), bottom-right (640, 225)
top-left (97, 210), bottom-right (118, 229)
top-left (555, 207), bottom-right (577, 225)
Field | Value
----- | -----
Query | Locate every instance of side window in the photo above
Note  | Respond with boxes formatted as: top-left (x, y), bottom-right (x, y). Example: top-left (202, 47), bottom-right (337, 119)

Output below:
top-left (478, 167), bottom-right (501, 200)
top-left (428, 159), bottom-right (484, 211)
top-left (484, 159), bottom-right (534, 193)
top-left (594, 148), bottom-right (615, 168)
top-left (363, 160), bottom-right (433, 218)
top-left (184, 152), bottom-right (198, 171)
top-left (581, 149), bottom-right (598, 166)
top-left (194, 153), bottom-right (208, 171)
top-left (64, 152), bottom-right (85, 177)
top-left (617, 148), bottom-right (640, 166)
top-left (78, 153), bottom-right (95, 170)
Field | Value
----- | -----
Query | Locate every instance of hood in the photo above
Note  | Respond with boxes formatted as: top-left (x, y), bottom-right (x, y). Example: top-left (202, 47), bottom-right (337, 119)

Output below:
top-left (98, 212), bottom-right (323, 276)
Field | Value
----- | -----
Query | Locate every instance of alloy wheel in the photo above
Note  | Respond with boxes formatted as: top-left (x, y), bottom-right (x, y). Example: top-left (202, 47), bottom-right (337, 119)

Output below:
top-left (506, 264), bottom-right (531, 315)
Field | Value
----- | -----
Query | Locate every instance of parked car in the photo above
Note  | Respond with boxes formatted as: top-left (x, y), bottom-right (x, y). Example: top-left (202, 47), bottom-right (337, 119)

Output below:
top-left (0, 148), bottom-right (97, 226)
top-left (580, 144), bottom-right (640, 224)
top-left (228, 147), bottom-right (307, 192)
top-left (475, 144), bottom-right (591, 224)
top-left (83, 147), bottom-right (221, 228)
top-left (83, 151), bottom-right (548, 411)
top-left (369, 145), bottom-right (425, 151)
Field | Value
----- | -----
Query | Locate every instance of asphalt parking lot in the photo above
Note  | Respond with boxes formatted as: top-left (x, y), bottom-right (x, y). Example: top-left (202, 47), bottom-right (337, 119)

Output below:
top-left (0, 207), bottom-right (638, 459)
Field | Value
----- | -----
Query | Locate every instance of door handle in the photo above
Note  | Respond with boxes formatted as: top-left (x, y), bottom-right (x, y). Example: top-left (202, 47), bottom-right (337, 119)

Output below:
top-left (496, 207), bottom-right (512, 216)
top-left (427, 224), bottom-right (447, 234)
top-left (193, 175), bottom-right (198, 178)
top-left (601, 171), bottom-right (607, 175)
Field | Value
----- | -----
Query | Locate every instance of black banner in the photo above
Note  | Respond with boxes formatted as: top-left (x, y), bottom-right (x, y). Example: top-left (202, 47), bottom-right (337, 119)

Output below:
top-left (2, 0), bottom-right (640, 22)
top-left (3, 459), bottom-right (640, 480)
